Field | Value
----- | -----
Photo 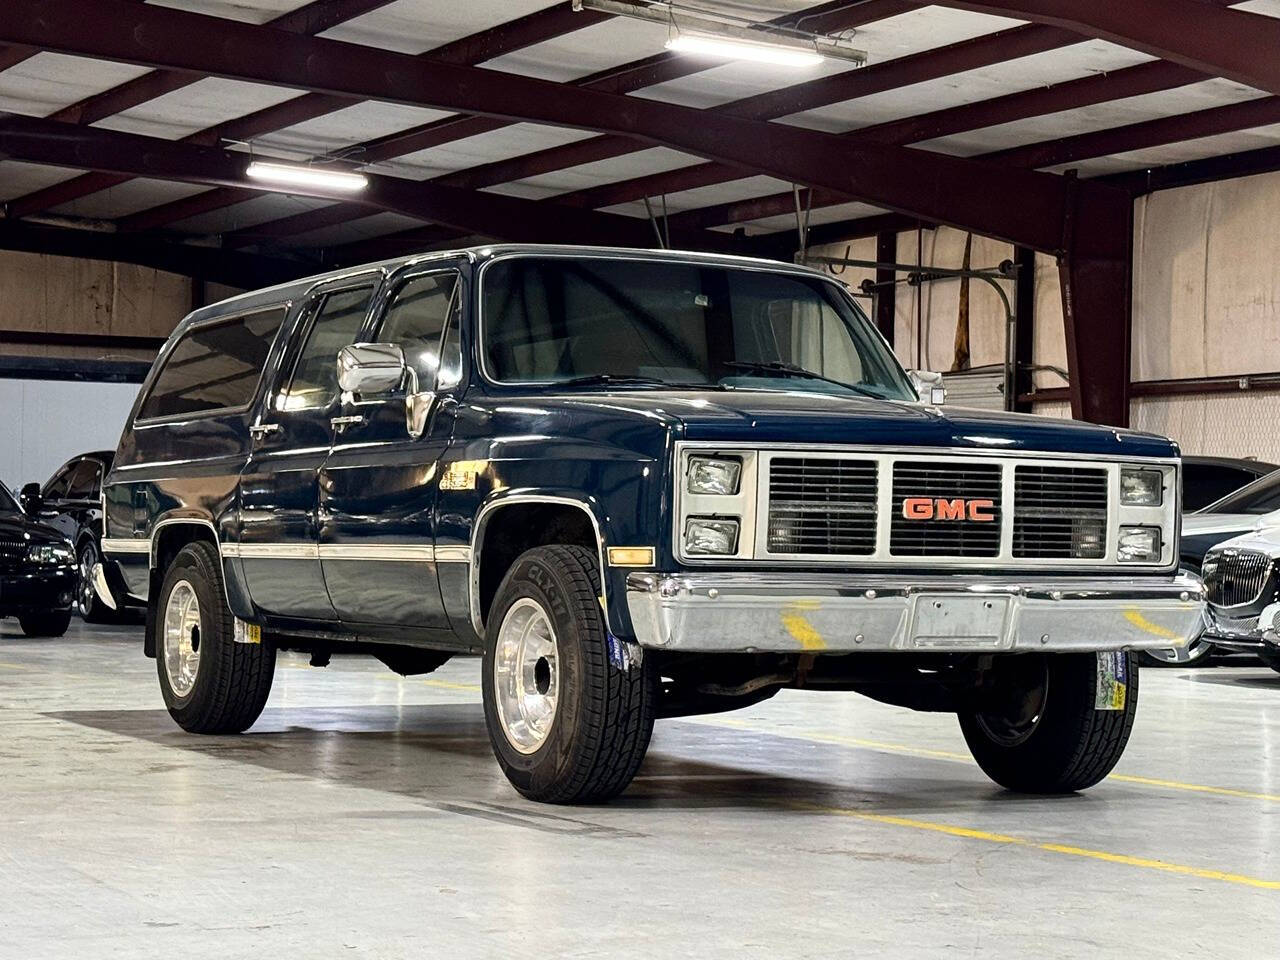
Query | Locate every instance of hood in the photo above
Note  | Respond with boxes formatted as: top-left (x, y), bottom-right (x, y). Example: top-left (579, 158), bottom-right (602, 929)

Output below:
top-left (0, 511), bottom-right (70, 546)
top-left (1204, 525), bottom-right (1280, 558)
top-left (540, 388), bottom-right (1176, 459)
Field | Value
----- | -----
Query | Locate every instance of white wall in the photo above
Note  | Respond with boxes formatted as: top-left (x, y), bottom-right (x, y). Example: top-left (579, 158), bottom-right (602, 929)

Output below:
top-left (0, 379), bottom-right (141, 490)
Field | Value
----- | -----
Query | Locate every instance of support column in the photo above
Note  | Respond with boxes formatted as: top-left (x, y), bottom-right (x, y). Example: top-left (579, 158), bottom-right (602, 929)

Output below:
top-left (1013, 245), bottom-right (1036, 413)
top-left (874, 231), bottom-right (896, 347)
top-left (1057, 177), bottom-right (1133, 427)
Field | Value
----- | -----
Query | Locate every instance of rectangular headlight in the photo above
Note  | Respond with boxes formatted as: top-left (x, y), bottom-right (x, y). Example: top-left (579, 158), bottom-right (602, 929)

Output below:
top-left (687, 455), bottom-right (742, 496)
top-left (1120, 467), bottom-right (1163, 506)
top-left (1117, 525), bottom-right (1162, 562)
top-left (27, 543), bottom-right (73, 565)
top-left (684, 517), bottom-right (740, 555)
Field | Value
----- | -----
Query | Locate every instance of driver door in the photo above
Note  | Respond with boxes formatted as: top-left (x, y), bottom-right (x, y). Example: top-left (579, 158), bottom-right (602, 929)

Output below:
top-left (318, 264), bottom-right (465, 633)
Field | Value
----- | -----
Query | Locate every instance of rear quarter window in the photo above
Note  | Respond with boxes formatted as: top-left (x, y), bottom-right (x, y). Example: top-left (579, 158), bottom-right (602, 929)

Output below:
top-left (138, 306), bottom-right (287, 421)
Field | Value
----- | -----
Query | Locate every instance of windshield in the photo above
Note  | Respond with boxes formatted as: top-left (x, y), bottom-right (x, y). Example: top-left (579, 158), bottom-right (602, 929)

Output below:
top-left (0, 484), bottom-right (19, 514)
top-left (481, 257), bottom-right (915, 400)
top-left (1201, 469), bottom-right (1280, 515)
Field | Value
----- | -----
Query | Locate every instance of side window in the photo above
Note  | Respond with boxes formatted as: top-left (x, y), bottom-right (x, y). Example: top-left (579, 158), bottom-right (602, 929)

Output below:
top-left (65, 460), bottom-right (100, 500)
top-left (279, 287), bottom-right (374, 412)
top-left (139, 306), bottom-right (287, 420)
top-left (377, 272), bottom-right (461, 391)
top-left (43, 465), bottom-right (74, 499)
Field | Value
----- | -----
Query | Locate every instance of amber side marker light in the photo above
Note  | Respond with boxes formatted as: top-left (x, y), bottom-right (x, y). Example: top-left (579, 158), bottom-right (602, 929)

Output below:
top-left (607, 547), bottom-right (656, 567)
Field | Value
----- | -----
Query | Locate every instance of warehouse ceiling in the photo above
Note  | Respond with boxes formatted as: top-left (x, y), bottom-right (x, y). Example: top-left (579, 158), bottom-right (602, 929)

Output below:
top-left (0, 0), bottom-right (1278, 283)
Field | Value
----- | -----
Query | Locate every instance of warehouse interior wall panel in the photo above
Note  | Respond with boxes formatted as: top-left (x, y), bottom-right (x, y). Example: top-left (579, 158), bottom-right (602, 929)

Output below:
top-left (1133, 170), bottom-right (1280, 381)
top-left (0, 378), bottom-right (140, 489)
top-left (1131, 393), bottom-right (1280, 462)
top-left (0, 250), bottom-right (189, 357)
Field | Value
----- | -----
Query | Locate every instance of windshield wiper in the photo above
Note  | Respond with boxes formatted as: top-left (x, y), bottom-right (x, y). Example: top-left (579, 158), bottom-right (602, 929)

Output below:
top-left (555, 374), bottom-right (674, 389)
top-left (721, 361), bottom-right (880, 398)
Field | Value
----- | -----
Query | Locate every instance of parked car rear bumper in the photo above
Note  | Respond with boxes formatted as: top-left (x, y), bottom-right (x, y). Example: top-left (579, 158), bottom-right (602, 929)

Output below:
top-left (625, 571), bottom-right (1206, 654)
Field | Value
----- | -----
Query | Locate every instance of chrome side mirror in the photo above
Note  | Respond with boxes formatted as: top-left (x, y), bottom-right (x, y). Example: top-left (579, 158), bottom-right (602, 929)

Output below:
top-left (908, 369), bottom-right (946, 405)
top-left (337, 342), bottom-right (406, 396)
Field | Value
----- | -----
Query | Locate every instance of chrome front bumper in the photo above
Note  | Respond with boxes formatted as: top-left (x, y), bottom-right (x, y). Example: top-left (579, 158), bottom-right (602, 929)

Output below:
top-left (625, 572), bottom-right (1207, 654)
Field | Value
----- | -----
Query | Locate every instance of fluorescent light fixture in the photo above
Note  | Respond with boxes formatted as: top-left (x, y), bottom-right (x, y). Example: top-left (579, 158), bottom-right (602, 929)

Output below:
top-left (665, 32), bottom-right (822, 67)
top-left (245, 161), bottom-right (368, 193)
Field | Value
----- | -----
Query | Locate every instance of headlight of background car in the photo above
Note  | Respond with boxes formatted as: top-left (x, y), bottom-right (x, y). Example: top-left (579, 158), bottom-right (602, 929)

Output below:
top-left (1117, 525), bottom-right (1162, 563)
top-left (1120, 467), bottom-right (1163, 506)
top-left (687, 455), bottom-right (742, 496)
top-left (27, 543), bottom-right (73, 565)
top-left (684, 517), bottom-right (740, 555)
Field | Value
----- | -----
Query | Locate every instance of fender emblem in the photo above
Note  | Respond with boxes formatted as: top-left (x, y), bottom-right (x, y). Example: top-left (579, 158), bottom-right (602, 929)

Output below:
top-left (902, 497), bottom-right (996, 521)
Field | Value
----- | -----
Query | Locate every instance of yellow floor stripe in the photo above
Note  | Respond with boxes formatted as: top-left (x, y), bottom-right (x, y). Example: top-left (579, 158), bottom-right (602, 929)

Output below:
top-left (798, 803), bottom-right (1280, 890)
top-left (0, 661), bottom-right (30, 669)
top-left (703, 716), bottom-right (1280, 803)
top-left (423, 678), bottom-right (483, 693)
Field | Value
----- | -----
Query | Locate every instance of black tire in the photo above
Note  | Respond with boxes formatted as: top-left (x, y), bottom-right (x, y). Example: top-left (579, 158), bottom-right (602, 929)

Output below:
top-left (18, 609), bottom-right (71, 637)
top-left (1261, 651), bottom-right (1280, 675)
top-left (75, 539), bottom-right (113, 623)
top-left (481, 544), bottom-right (656, 804)
top-left (156, 540), bottom-right (275, 734)
top-left (959, 652), bottom-right (1139, 793)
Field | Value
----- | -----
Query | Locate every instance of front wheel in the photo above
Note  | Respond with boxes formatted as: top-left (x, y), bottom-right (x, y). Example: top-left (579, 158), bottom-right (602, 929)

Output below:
top-left (959, 652), bottom-right (1138, 793)
top-left (1137, 635), bottom-right (1214, 668)
top-left (18, 609), bottom-right (71, 637)
top-left (482, 544), bottom-right (656, 804)
top-left (156, 540), bottom-right (276, 734)
top-left (1261, 651), bottom-right (1280, 675)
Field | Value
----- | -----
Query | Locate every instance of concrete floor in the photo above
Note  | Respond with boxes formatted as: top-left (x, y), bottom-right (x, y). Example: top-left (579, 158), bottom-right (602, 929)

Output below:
top-left (1, 619), bottom-right (1278, 960)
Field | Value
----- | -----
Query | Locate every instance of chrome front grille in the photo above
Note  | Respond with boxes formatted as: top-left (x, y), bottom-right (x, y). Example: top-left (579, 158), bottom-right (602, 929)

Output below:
top-left (1202, 550), bottom-right (1272, 608)
top-left (1013, 465), bottom-right (1108, 559)
top-left (767, 457), bottom-right (876, 555)
top-left (889, 461), bottom-right (1002, 557)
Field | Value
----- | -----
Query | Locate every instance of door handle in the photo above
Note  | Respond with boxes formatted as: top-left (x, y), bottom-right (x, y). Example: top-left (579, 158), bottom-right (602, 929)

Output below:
top-left (249, 422), bottom-right (281, 440)
top-left (330, 414), bottom-right (366, 430)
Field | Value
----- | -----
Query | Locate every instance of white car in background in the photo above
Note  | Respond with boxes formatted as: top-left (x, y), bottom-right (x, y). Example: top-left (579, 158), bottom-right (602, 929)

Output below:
top-left (1168, 472), bottom-right (1280, 668)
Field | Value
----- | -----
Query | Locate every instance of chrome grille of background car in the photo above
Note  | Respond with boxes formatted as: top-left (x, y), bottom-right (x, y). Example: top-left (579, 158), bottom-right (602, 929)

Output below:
top-left (1202, 549), bottom-right (1272, 608)
top-left (889, 461), bottom-right (1003, 557)
top-left (0, 539), bottom-right (26, 572)
top-left (767, 457), bottom-right (877, 555)
top-left (1013, 465), bottom-right (1108, 559)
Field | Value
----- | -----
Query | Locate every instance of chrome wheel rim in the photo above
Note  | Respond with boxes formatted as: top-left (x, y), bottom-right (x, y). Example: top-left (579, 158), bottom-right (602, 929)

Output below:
top-left (77, 545), bottom-right (95, 617)
top-left (975, 663), bottom-right (1050, 747)
top-left (1144, 636), bottom-right (1213, 665)
top-left (163, 580), bottom-right (202, 698)
top-left (493, 597), bottom-right (560, 755)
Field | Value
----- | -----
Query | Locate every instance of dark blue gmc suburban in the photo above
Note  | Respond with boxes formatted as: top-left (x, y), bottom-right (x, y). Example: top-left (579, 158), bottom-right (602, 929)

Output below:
top-left (96, 245), bottom-right (1206, 803)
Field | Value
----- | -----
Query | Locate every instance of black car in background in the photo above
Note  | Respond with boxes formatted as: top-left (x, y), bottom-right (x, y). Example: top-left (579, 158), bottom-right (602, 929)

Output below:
top-left (19, 451), bottom-right (114, 621)
top-left (1181, 456), bottom-right (1278, 512)
top-left (0, 483), bottom-right (76, 637)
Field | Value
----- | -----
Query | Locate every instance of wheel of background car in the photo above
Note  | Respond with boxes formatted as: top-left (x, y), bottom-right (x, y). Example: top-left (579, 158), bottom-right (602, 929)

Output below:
top-left (156, 540), bottom-right (276, 734)
top-left (1260, 651), bottom-right (1280, 676)
top-left (1137, 634), bottom-right (1215, 668)
top-left (958, 652), bottom-right (1139, 793)
top-left (481, 544), bottom-right (657, 804)
top-left (17, 609), bottom-right (71, 638)
top-left (75, 540), bottom-right (112, 623)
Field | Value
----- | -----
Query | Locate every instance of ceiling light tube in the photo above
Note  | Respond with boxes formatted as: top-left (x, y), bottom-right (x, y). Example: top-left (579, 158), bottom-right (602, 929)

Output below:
top-left (665, 33), bottom-right (823, 67)
top-left (245, 161), bottom-right (369, 193)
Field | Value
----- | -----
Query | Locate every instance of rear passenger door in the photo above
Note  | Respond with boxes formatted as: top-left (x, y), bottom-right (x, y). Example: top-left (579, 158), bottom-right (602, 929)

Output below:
top-left (237, 276), bottom-right (377, 623)
top-left (318, 264), bottom-right (465, 634)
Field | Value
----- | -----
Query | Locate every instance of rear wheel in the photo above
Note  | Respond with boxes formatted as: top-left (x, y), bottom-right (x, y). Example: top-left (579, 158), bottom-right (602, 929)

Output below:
top-left (1261, 651), bottom-right (1280, 675)
top-left (156, 541), bottom-right (275, 734)
top-left (959, 652), bottom-right (1138, 793)
top-left (75, 540), bottom-right (112, 623)
top-left (482, 544), bottom-right (656, 804)
top-left (18, 609), bottom-right (71, 637)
